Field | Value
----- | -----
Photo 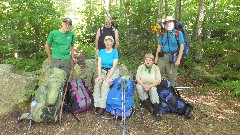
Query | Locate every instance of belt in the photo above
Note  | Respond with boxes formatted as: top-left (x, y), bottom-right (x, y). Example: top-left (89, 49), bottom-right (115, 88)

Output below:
top-left (102, 67), bottom-right (111, 71)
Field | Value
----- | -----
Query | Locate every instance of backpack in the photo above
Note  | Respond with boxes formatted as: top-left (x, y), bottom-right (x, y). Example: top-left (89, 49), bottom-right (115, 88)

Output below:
top-left (157, 80), bottom-right (193, 119)
top-left (160, 20), bottom-right (191, 58)
top-left (106, 76), bottom-right (136, 119)
top-left (98, 26), bottom-right (116, 50)
top-left (17, 67), bottom-right (67, 129)
top-left (63, 77), bottom-right (93, 114)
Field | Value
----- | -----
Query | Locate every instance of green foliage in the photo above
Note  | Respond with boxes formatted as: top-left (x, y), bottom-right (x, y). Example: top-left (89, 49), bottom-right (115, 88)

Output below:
top-left (1, 58), bottom-right (43, 72)
top-left (24, 89), bottom-right (35, 99)
top-left (0, 0), bottom-right (63, 58)
top-left (77, 43), bottom-right (96, 59)
top-left (223, 80), bottom-right (240, 96)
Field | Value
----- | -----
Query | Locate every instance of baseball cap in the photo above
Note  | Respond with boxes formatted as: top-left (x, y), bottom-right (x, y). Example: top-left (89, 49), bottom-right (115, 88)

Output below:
top-left (62, 18), bottom-right (72, 25)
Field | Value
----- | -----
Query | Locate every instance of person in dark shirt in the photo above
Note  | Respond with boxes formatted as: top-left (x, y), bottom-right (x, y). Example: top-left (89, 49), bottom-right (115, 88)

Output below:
top-left (95, 16), bottom-right (119, 51)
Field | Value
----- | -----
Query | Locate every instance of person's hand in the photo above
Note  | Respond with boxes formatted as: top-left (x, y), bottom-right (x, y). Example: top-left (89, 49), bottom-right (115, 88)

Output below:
top-left (104, 77), bottom-right (110, 83)
top-left (143, 85), bottom-right (151, 91)
top-left (72, 58), bottom-right (77, 64)
top-left (95, 76), bottom-right (102, 83)
top-left (175, 59), bottom-right (180, 67)
top-left (47, 56), bottom-right (52, 61)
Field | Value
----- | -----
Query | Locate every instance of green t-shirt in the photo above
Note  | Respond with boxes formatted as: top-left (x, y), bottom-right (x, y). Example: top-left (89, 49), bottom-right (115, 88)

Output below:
top-left (47, 30), bottom-right (75, 59)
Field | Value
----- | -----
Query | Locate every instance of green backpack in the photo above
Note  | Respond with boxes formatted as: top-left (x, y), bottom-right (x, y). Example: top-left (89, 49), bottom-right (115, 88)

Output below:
top-left (33, 67), bottom-right (66, 122)
top-left (17, 67), bottom-right (67, 127)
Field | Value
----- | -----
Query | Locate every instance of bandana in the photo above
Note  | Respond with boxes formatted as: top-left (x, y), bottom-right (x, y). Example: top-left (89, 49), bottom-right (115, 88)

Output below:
top-left (144, 64), bottom-right (153, 74)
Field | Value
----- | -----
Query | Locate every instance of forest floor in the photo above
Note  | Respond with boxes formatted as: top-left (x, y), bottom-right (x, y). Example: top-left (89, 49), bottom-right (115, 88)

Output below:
top-left (0, 76), bottom-right (240, 135)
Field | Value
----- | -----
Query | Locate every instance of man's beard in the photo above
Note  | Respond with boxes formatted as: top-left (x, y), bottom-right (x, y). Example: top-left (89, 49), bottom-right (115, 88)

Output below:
top-left (166, 22), bottom-right (174, 31)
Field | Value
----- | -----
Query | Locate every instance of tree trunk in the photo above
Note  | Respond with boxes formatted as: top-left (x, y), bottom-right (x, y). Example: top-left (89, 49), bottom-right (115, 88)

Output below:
top-left (206, 0), bottom-right (218, 41)
top-left (158, 0), bottom-right (163, 18)
top-left (164, 0), bottom-right (168, 16)
top-left (194, 0), bottom-right (206, 61)
top-left (174, 0), bottom-right (181, 20)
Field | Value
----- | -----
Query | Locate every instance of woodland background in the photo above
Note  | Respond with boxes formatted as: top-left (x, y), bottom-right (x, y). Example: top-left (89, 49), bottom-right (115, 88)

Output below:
top-left (0, 0), bottom-right (239, 97)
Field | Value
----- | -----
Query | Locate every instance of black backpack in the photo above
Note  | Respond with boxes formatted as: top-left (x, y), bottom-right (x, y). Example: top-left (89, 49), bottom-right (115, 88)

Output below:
top-left (157, 80), bottom-right (193, 119)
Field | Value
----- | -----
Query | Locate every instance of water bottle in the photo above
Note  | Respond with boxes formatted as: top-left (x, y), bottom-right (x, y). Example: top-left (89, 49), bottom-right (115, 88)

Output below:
top-left (31, 99), bottom-right (38, 114)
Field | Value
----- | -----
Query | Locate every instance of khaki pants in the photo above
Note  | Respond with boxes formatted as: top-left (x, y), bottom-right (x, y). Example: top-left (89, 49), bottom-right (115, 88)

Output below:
top-left (50, 59), bottom-right (71, 78)
top-left (93, 68), bottom-right (119, 108)
top-left (157, 54), bottom-right (178, 86)
top-left (136, 84), bottom-right (159, 104)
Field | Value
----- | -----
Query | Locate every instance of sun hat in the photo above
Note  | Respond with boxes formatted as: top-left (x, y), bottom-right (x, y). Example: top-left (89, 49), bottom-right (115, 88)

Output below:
top-left (165, 16), bottom-right (175, 21)
top-left (104, 36), bottom-right (114, 43)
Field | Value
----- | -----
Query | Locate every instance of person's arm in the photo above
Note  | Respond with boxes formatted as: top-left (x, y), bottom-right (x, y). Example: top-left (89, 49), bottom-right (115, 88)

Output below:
top-left (155, 44), bottom-right (162, 64)
top-left (95, 56), bottom-right (102, 83)
top-left (105, 59), bottom-right (118, 80)
top-left (136, 65), bottom-right (145, 88)
top-left (175, 44), bottom-right (184, 67)
top-left (114, 30), bottom-right (119, 50)
top-left (70, 45), bottom-right (77, 64)
top-left (44, 43), bottom-right (51, 60)
top-left (95, 29), bottom-right (100, 50)
top-left (175, 31), bottom-right (185, 67)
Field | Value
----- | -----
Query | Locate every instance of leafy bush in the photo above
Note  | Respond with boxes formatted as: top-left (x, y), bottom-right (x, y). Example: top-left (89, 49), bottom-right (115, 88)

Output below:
top-left (1, 58), bottom-right (43, 72)
top-left (223, 80), bottom-right (240, 96)
top-left (77, 44), bottom-right (96, 59)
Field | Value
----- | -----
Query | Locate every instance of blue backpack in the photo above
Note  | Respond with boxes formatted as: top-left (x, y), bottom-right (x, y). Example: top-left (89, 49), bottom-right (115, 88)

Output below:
top-left (157, 80), bottom-right (193, 119)
top-left (106, 77), bottom-right (135, 118)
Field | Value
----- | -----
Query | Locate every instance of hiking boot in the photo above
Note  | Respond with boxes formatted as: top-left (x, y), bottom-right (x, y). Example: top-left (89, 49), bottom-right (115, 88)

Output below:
top-left (155, 113), bottom-right (162, 121)
top-left (153, 103), bottom-right (161, 121)
top-left (96, 108), bottom-right (105, 117)
top-left (143, 98), bottom-right (154, 114)
top-left (184, 106), bottom-right (193, 119)
top-left (92, 106), bottom-right (98, 114)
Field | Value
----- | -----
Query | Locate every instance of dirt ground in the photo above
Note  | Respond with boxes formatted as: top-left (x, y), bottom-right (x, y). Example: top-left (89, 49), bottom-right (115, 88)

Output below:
top-left (1, 79), bottom-right (240, 135)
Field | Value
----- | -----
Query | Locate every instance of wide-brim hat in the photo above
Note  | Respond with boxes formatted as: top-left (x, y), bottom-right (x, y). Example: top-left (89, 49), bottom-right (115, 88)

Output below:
top-left (62, 17), bottom-right (72, 25)
top-left (164, 16), bottom-right (177, 23)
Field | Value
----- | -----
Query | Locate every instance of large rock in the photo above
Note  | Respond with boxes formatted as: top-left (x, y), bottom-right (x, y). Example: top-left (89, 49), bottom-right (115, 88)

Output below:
top-left (0, 64), bottom-right (38, 116)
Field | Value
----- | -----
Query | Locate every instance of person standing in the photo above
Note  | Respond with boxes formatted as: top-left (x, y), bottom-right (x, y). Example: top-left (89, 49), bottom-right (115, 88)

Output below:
top-left (93, 36), bottom-right (119, 117)
top-left (95, 16), bottom-right (119, 51)
top-left (154, 16), bottom-right (184, 86)
top-left (44, 17), bottom-right (77, 77)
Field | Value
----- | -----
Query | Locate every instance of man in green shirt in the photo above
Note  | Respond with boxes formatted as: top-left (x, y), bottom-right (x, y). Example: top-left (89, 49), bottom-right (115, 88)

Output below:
top-left (45, 17), bottom-right (77, 77)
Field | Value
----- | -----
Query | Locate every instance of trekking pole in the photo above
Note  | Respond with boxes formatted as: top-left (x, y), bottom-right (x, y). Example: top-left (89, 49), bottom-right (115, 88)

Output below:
top-left (59, 68), bottom-right (74, 124)
top-left (174, 86), bottom-right (193, 90)
top-left (121, 76), bottom-right (127, 135)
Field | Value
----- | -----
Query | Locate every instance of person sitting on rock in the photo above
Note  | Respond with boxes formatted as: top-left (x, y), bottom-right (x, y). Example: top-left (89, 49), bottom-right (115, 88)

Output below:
top-left (136, 53), bottom-right (162, 121)
top-left (93, 36), bottom-right (119, 117)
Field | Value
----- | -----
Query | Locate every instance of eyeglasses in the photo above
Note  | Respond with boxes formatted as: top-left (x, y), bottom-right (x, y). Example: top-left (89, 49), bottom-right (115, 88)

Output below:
top-left (163, 20), bottom-right (174, 24)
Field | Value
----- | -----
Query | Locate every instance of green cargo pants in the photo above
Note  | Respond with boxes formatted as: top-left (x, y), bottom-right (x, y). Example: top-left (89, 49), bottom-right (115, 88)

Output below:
top-left (157, 54), bottom-right (178, 86)
top-left (50, 59), bottom-right (71, 78)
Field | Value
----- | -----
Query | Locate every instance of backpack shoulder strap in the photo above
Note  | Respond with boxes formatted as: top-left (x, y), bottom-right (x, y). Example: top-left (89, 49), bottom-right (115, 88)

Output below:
top-left (100, 27), bottom-right (104, 35)
top-left (161, 29), bottom-right (165, 38)
top-left (175, 29), bottom-right (179, 39)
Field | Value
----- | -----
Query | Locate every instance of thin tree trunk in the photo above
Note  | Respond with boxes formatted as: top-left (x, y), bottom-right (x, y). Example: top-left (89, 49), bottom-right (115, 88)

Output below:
top-left (158, 0), bottom-right (163, 18)
top-left (164, 0), bottom-right (168, 16)
top-left (175, 0), bottom-right (181, 20)
top-left (194, 0), bottom-right (206, 61)
top-left (206, 0), bottom-right (218, 41)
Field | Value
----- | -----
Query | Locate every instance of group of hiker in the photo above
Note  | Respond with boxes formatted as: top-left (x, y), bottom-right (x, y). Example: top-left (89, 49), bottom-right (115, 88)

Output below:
top-left (43, 15), bottom-right (185, 122)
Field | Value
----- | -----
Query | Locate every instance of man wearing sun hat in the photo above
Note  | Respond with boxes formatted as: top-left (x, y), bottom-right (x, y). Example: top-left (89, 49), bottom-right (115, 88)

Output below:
top-left (44, 17), bottom-right (77, 78)
top-left (154, 16), bottom-right (185, 86)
